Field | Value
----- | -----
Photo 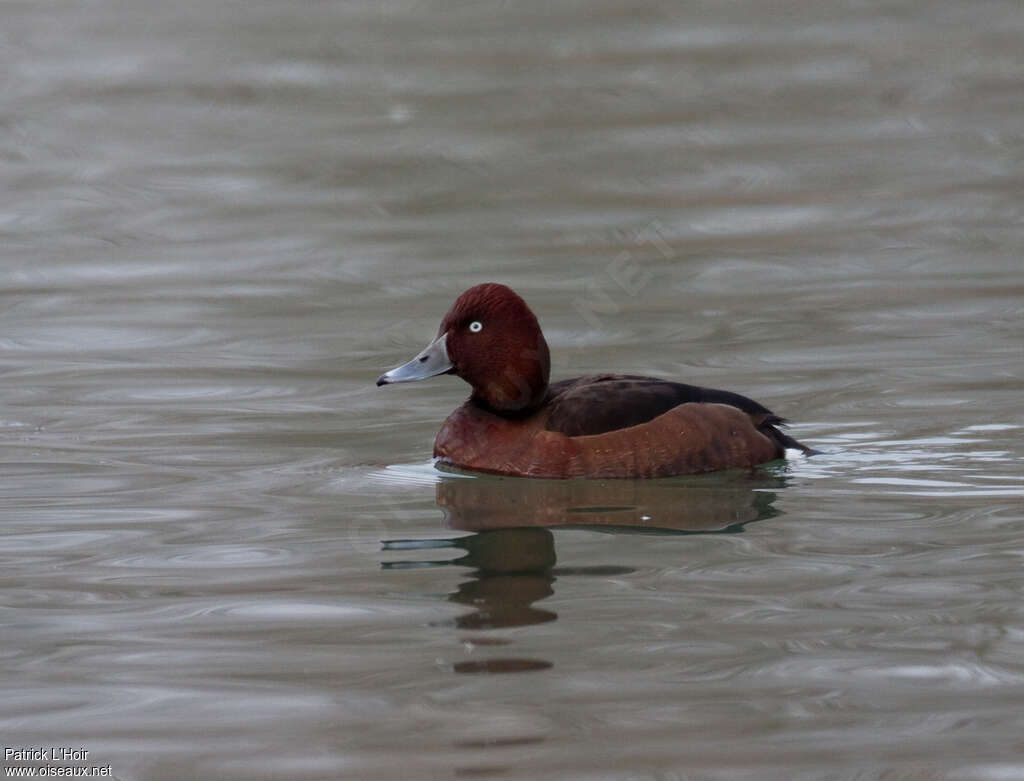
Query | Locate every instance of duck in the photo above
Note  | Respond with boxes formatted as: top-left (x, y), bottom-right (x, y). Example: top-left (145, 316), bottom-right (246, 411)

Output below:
top-left (377, 283), bottom-right (815, 478)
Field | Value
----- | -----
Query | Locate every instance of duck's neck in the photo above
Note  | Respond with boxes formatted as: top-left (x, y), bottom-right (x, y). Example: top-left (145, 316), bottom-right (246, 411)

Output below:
top-left (469, 337), bottom-right (550, 416)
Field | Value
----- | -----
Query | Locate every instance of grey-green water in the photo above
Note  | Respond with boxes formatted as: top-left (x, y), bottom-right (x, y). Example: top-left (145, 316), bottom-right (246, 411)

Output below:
top-left (2, 1), bottom-right (1023, 779)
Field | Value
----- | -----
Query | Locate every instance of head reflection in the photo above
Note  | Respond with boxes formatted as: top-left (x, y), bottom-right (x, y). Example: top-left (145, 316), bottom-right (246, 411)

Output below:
top-left (383, 527), bottom-right (559, 630)
top-left (449, 528), bottom-right (558, 630)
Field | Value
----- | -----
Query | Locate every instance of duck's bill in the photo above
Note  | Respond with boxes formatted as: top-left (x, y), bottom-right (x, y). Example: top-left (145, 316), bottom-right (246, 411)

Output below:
top-left (376, 333), bottom-right (453, 386)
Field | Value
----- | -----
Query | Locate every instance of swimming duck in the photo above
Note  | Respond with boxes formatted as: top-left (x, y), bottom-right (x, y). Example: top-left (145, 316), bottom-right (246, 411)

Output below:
top-left (377, 283), bottom-right (814, 478)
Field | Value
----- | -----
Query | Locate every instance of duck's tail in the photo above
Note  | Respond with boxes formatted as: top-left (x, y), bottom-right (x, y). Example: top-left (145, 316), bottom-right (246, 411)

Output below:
top-left (759, 415), bottom-right (820, 456)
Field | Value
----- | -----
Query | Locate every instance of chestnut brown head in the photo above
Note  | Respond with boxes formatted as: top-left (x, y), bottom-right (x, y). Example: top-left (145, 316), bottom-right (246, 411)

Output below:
top-left (377, 283), bottom-right (551, 413)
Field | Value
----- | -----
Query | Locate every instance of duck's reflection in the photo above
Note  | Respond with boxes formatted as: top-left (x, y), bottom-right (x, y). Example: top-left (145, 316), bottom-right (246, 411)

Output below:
top-left (383, 469), bottom-right (787, 673)
top-left (437, 468), bottom-right (783, 533)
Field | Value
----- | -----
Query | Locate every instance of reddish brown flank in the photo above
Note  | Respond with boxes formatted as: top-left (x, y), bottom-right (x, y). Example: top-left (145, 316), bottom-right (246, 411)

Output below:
top-left (377, 283), bottom-right (815, 478)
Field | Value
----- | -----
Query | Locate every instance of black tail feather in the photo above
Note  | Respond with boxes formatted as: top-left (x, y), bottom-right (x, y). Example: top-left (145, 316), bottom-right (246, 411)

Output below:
top-left (763, 423), bottom-right (819, 456)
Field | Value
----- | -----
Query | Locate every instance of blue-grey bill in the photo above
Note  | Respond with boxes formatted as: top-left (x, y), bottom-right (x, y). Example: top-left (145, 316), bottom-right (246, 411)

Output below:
top-left (376, 333), bottom-right (452, 386)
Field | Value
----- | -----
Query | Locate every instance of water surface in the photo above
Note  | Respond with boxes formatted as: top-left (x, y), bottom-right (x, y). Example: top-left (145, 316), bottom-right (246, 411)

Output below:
top-left (2, 1), bottom-right (1023, 779)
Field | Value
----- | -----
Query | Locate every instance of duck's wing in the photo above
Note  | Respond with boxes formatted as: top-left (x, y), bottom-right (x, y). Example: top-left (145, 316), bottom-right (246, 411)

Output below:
top-left (544, 374), bottom-right (810, 451)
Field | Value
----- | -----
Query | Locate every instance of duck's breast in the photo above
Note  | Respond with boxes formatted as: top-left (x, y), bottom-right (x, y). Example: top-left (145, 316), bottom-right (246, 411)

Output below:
top-left (433, 403), bottom-right (561, 477)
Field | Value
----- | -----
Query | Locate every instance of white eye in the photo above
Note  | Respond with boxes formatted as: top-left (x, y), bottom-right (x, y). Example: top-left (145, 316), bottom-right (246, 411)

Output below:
top-left (468, 321), bottom-right (483, 333)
